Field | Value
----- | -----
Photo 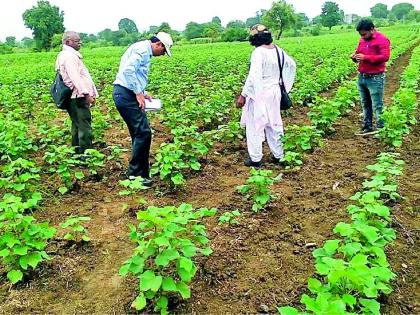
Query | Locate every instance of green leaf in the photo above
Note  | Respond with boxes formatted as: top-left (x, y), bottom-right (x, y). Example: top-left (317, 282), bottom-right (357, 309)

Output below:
top-left (333, 222), bottom-right (353, 236)
top-left (27, 252), bottom-right (42, 269)
top-left (154, 236), bottom-right (170, 247)
top-left (201, 247), bottom-right (213, 256)
top-left (0, 248), bottom-right (10, 257)
top-left (308, 278), bottom-right (322, 293)
top-left (181, 245), bottom-right (196, 257)
top-left (7, 269), bottom-right (23, 284)
top-left (340, 242), bottom-right (362, 257)
top-left (82, 235), bottom-right (91, 242)
top-left (364, 286), bottom-right (378, 298)
top-left (162, 277), bottom-right (177, 291)
top-left (119, 264), bottom-right (130, 276)
top-left (75, 171), bottom-right (84, 180)
top-left (155, 248), bottom-right (180, 267)
top-left (190, 161), bottom-right (201, 171)
top-left (171, 173), bottom-right (185, 185)
top-left (13, 246), bottom-right (29, 256)
top-left (132, 293), bottom-right (147, 310)
top-left (323, 239), bottom-right (340, 255)
top-left (19, 256), bottom-right (28, 270)
top-left (63, 233), bottom-right (74, 240)
top-left (179, 257), bottom-right (193, 272)
top-left (350, 254), bottom-right (368, 267)
top-left (176, 281), bottom-right (191, 299)
top-left (58, 186), bottom-right (68, 194)
top-left (156, 296), bottom-right (168, 311)
top-left (342, 294), bottom-right (356, 308)
top-left (140, 270), bottom-right (162, 292)
top-left (277, 306), bottom-right (299, 315)
top-left (360, 298), bottom-right (381, 315)
top-left (178, 267), bottom-right (194, 282)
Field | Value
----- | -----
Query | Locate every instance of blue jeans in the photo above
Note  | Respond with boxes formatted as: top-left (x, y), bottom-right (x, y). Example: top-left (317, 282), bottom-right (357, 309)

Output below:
top-left (112, 85), bottom-right (152, 178)
top-left (357, 73), bottom-right (385, 128)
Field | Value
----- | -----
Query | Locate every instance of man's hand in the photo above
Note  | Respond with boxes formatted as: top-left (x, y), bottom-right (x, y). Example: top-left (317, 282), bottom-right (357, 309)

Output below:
top-left (236, 95), bottom-right (246, 108)
top-left (86, 95), bottom-right (95, 105)
top-left (355, 53), bottom-right (366, 61)
top-left (136, 92), bottom-right (146, 110)
top-left (350, 53), bottom-right (357, 62)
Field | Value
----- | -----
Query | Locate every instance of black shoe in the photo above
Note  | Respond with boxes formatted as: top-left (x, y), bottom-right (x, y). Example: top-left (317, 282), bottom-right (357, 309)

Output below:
top-left (141, 178), bottom-right (153, 187)
top-left (244, 158), bottom-right (263, 168)
top-left (271, 155), bottom-right (287, 166)
top-left (355, 125), bottom-right (377, 136)
top-left (125, 172), bottom-right (153, 187)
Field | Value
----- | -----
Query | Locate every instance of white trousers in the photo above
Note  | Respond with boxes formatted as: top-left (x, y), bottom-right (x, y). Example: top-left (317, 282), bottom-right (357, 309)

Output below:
top-left (246, 123), bottom-right (284, 162)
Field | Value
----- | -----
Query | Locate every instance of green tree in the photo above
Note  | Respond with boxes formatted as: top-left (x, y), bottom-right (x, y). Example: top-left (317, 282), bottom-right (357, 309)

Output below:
top-left (320, 1), bottom-right (342, 30)
top-left (390, 3), bottom-right (415, 20)
top-left (203, 24), bottom-right (221, 38)
top-left (157, 22), bottom-right (171, 33)
top-left (98, 28), bottom-right (113, 42)
top-left (262, 0), bottom-right (297, 39)
top-left (226, 20), bottom-right (246, 29)
top-left (406, 10), bottom-right (420, 22)
top-left (312, 15), bottom-right (323, 25)
top-left (0, 43), bottom-right (13, 54)
top-left (295, 13), bottom-right (310, 29)
top-left (22, 0), bottom-right (65, 50)
top-left (20, 37), bottom-right (34, 49)
top-left (211, 16), bottom-right (222, 26)
top-left (221, 28), bottom-right (248, 42)
top-left (370, 3), bottom-right (389, 18)
top-left (51, 33), bottom-right (63, 48)
top-left (245, 10), bottom-right (266, 28)
top-left (184, 22), bottom-right (205, 40)
top-left (5, 36), bottom-right (16, 47)
top-left (149, 25), bottom-right (159, 34)
top-left (118, 18), bottom-right (138, 33)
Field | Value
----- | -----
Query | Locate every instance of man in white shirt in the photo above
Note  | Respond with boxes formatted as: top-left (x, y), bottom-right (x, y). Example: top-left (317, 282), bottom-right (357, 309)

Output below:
top-left (55, 31), bottom-right (98, 154)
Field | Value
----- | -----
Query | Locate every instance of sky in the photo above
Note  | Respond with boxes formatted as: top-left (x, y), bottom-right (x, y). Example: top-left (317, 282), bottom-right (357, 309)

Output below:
top-left (1, 0), bottom-right (419, 41)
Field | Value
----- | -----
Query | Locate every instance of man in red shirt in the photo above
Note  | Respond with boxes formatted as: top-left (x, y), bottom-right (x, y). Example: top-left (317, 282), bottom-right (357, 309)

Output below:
top-left (351, 19), bottom-right (390, 135)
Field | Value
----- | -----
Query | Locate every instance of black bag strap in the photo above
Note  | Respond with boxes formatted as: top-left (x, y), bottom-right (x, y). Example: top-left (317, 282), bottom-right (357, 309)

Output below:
top-left (275, 45), bottom-right (286, 90)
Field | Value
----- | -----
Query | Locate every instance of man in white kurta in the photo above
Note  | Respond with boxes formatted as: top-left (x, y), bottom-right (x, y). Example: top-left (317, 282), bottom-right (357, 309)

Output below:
top-left (238, 25), bottom-right (296, 166)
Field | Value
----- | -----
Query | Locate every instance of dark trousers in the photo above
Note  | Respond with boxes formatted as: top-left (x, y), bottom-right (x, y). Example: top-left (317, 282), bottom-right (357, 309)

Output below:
top-left (357, 73), bottom-right (385, 128)
top-left (112, 85), bottom-right (151, 178)
top-left (67, 97), bottom-right (92, 154)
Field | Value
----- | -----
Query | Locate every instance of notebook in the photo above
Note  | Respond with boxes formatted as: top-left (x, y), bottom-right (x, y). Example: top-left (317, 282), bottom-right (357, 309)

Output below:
top-left (145, 98), bottom-right (162, 111)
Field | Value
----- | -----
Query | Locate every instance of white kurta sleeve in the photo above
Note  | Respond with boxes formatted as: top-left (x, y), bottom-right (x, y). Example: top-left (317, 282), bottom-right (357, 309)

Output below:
top-left (241, 49), bottom-right (263, 100)
top-left (281, 50), bottom-right (296, 93)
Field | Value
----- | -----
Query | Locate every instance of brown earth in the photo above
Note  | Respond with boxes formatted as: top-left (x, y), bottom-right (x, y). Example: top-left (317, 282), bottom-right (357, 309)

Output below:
top-left (0, 45), bottom-right (418, 314)
top-left (382, 103), bottom-right (420, 315)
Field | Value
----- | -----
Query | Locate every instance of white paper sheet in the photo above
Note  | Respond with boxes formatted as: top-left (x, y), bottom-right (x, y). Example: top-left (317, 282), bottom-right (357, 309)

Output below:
top-left (145, 99), bottom-right (162, 111)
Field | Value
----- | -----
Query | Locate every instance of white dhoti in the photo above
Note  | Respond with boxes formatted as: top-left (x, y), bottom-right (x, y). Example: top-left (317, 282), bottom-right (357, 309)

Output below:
top-left (240, 45), bottom-right (296, 162)
top-left (241, 87), bottom-right (284, 162)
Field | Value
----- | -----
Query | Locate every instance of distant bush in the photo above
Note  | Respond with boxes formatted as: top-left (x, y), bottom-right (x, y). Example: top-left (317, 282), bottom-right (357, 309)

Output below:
top-left (310, 26), bottom-right (321, 36)
top-left (190, 37), bottom-right (216, 44)
top-left (221, 28), bottom-right (248, 42)
top-left (0, 43), bottom-right (13, 54)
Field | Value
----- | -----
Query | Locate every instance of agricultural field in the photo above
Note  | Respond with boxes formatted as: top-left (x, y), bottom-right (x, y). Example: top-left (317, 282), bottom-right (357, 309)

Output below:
top-left (0, 25), bottom-right (419, 314)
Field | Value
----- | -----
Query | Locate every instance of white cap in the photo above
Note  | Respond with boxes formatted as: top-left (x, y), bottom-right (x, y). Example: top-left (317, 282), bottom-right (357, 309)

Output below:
top-left (155, 32), bottom-right (173, 57)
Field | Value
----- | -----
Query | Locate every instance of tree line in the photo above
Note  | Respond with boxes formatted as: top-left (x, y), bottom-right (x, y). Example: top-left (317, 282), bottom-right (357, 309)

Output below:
top-left (1, 0), bottom-right (418, 53)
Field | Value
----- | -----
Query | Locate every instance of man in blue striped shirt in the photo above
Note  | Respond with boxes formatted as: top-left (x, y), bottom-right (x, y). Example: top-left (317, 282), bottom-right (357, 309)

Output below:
top-left (113, 32), bottom-right (173, 186)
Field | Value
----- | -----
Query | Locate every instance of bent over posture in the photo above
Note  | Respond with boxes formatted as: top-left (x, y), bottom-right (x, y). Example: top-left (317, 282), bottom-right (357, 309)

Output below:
top-left (112, 32), bottom-right (173, 186)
